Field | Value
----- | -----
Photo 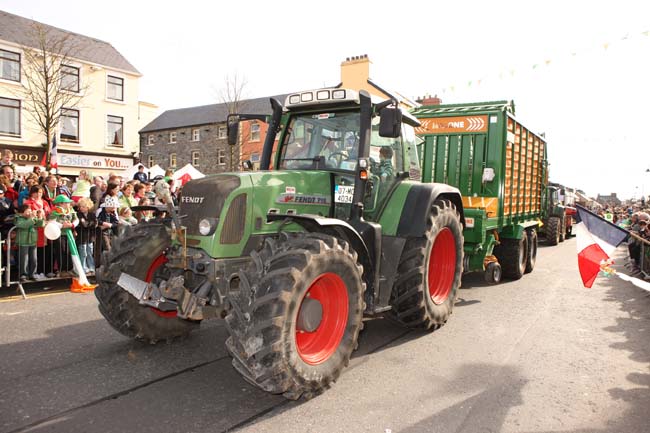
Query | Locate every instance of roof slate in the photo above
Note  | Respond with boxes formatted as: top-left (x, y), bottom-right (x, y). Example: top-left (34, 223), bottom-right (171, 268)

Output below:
top-left (140, 94), bottom-right (289, 133)
top-left (0, 10), bottom-right (139, 74)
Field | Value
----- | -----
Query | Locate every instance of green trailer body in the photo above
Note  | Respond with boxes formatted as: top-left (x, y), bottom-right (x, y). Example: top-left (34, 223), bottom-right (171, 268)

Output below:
top-left (411, 100), bottom-right (548, 275)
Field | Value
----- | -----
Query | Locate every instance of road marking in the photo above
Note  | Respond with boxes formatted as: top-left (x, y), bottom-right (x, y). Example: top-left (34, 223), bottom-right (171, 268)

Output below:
top-left (0, 290), bottom-right (69, 303)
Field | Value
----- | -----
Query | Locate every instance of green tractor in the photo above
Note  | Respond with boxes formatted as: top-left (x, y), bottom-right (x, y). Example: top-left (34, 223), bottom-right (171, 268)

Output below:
top-left (542, 185), bottom-right (566, 245)
top-left (96, 89), bottom-right (465, 399)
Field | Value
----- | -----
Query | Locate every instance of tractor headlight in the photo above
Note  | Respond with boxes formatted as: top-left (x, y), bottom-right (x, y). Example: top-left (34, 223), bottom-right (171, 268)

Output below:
top-left (198, 219), bottom-right (212, 235)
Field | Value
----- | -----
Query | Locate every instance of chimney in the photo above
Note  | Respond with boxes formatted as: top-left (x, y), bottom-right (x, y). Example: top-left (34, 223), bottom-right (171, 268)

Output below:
top-left (416, 94), bottom-right (442, 105)
top-left (341, 54), bottom-right (371, 87)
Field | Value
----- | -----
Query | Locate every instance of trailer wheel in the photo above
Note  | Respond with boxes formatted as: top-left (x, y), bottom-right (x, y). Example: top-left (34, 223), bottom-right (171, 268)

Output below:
top-left (95, 223), bottom-right (198, 343)
top-left (546, 217), bottom-right (561, 246)
top-left (225, 233), bottom-right (364, 400)
top-left (494, 234), bottom-right (528, 280)
top-left (484, 262), bottom-right (502, 284)
top-left (389, 200), bottom-right (464, 330)
top-left (525, 229), bottom-right (538, 274)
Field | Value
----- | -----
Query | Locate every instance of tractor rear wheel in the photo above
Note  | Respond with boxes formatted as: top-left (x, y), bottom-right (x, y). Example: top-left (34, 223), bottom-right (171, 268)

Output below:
top-left (225, 233), bottom-right (364, 400)
top-left (389, 200), bottom-right (464, 330)
top-left (525, 229), bottom-right (538, 274)
top-left (96, 223), bottom-right (198, 343)
top-left (546, 216), bottom-right (561, 246)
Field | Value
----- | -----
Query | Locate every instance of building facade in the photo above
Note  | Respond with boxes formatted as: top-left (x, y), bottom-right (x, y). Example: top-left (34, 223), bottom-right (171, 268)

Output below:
top-left (0, 10), bottom-right (150, 178)
top-left (139, 95), bottom-right (286, 174)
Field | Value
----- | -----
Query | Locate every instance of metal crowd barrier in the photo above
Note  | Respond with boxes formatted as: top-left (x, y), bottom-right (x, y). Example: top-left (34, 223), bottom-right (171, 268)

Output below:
top-left (1, 223), bottom-right (112, 299)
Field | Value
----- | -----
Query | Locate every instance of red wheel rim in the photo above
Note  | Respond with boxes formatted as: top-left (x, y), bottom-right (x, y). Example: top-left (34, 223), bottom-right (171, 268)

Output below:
top-left (147, 255), bottom-right (177, 318)
top-left (428, 227), bottom-right (456, 305)
top-left (296, 273), bottom-right (348, 365)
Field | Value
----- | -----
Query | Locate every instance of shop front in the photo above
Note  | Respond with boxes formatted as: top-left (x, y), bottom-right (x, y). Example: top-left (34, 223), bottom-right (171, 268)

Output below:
top-left (5, 146), bottom-right (46, 174)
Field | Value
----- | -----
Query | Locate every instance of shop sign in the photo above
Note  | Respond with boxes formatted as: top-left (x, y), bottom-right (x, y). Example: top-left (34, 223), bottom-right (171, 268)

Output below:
top-left (12, 148), bottom-right (45, 165)
top-left (58, 152), bottom-right (133, 170)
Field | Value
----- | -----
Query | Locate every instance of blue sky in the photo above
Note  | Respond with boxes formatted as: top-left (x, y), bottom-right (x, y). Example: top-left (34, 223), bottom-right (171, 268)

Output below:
top-left (2, 0), bottom-right (649, 199)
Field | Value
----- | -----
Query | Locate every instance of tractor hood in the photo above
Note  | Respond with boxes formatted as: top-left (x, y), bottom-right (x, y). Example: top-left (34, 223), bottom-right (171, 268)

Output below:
top-left (179, 171), bottom-right (334, 256)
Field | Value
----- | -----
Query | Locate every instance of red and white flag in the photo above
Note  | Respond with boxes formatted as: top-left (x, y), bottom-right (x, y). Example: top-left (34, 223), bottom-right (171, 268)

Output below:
top-left (575, 205), bottom-right (629, 288)
top-left (50, 133), bottom-right (58, 168)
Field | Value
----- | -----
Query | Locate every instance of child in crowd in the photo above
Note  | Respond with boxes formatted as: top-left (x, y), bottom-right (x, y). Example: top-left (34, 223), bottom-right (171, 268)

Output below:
top-left (98, 196), bottom-right (119, 252)
top-left (48, 195), bottom-right (78, 274)
top-left (134, 197), bottom-right (152, 222)
top-left (71, 170), bottom-right (92, 203)
top-left (15, 204), bottom-right (44, 281)
top-left (118, 206), bottom-right (138, 226)
top-left (75, 198), bottom-right (97, 275)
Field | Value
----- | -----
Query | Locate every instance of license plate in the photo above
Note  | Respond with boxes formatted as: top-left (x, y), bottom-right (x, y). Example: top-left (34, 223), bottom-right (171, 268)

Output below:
top-left (335, 185), bottom-right (354, 204)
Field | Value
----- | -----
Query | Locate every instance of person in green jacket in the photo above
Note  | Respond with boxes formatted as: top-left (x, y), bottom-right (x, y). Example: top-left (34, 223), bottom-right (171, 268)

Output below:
top-left (15, 204), bottom-right (45, 281)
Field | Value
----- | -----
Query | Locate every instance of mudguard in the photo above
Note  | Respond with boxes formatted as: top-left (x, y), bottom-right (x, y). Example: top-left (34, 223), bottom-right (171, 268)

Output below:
top-left (396, 183), bottom-right (465, 238)
top-left (266, 213), bottom-right (374, 290)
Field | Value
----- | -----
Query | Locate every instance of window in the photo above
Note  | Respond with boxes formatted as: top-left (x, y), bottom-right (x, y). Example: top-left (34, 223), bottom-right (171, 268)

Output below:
top-left (169, 153), bottom-right (177, 168)
top-left (191, 128), bottom-right (200, 142)
top-left (250, 153), bottom-right (260, 162)
top-left (218, 125), bottom-right (227, 139)
top-left (148, 135), bottom-right (154, 146)
top-left (106, 115), bottom-right (123, 147)
top-left (0, 97), bottom-right (20, 137)
top-left (60, 108), bottom-right (79, 142)
top-left (169, 132), bottom-right (177, 143)
top-left (147, 155), bottom-right (154, 167)
top-left (250, 122), bottom-right (260, 141)
top-left (0, 49), bottom-right (20, 82)
top-left (192, 151), bottom-right (200, 166)
top-left (107, 75), bottom-right (124, 101)
top-left (61, 65), bottom-right (80, 92)
top-left (218, 149), bottom-right (226, 165)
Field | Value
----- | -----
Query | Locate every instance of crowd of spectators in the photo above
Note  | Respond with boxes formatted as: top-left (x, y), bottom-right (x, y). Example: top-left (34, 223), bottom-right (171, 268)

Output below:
top-left (0, 149), bottom-right (180, 283)
top-left (597, 204), bottom-right (650, 278)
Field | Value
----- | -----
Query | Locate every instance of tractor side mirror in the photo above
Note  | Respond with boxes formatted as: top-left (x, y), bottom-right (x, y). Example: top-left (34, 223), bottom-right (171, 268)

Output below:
top-left (227, 114), bottom-right (239, 145)
top-left (379, 107), bottom-right (402, 138)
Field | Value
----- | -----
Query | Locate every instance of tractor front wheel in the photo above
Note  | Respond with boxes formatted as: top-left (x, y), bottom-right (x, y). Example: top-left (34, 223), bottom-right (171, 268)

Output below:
top-left (225, 233), bottom-right (364, 400)
top-left (389, 200), bottom-right (464, 330)
top-left (95, 223), bottom-right (198, 343)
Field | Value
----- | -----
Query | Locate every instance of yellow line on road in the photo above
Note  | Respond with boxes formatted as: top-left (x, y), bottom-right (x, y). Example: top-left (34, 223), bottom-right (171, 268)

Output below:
top-left (0, 289), bottom-right (71, 302)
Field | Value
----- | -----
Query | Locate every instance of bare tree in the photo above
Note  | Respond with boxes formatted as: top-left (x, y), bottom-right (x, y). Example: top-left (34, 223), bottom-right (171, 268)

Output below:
top-left (216, 73), bottom-right (249, 171)
top-left (13, 22), bottom-right (89, 169)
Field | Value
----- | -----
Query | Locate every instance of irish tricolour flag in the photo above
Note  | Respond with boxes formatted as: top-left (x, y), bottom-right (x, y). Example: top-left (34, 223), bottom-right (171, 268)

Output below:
top-left (575, 205), bottom-right (629, 288)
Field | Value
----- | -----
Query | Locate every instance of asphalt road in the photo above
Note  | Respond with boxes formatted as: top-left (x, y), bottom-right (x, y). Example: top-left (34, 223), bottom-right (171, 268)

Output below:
top-left (0, 238), bottom-right (648, 433)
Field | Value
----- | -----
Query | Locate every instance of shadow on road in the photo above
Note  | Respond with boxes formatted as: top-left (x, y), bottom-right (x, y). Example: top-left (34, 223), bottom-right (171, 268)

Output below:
top-left (399, 363), bottom-right (526, 433)
top-left (0, 309), bottom-right (430, 433)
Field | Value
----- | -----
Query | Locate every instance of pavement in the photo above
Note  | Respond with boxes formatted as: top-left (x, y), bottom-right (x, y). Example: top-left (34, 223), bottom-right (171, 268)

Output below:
top-left (0, 238), bottom-right (648, 433)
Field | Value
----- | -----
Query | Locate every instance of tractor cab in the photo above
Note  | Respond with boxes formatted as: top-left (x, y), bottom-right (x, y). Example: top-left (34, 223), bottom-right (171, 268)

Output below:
top-left (231, 88), bottom-right (422, 223)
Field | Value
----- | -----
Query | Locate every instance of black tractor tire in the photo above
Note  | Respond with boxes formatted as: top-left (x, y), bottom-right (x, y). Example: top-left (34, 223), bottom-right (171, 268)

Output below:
top-left (559, 216), bottom-right (566, 243)
top-left (493, 234), bottom-right (529, 280)
top-left (525, 229), bottom-right (538, 274)
top-left (546, 216), bottom-right (561, 246)
top-left (484, 262), bottom-right (502, 284)
top-left (96, 223), bottom-right (198, 343)
top-left (389, 199), bottom-right (464, 330)
top-left (225, 232), bottom-right (364, 400)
